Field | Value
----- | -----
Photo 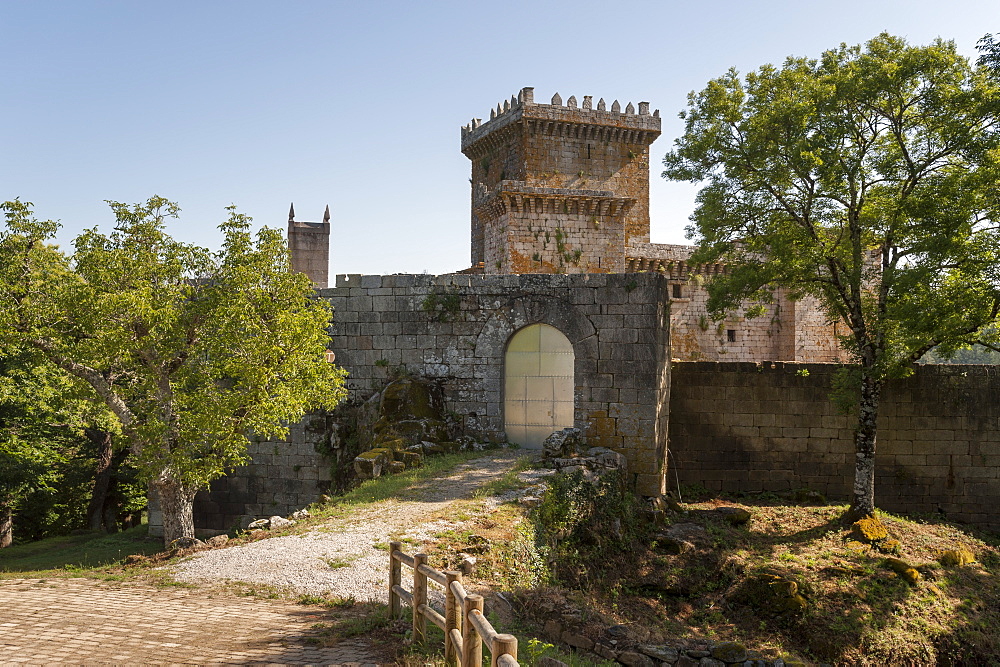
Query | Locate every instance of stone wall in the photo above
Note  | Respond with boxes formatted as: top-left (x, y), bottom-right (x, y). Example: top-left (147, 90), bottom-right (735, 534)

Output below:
top-left (188, 414), bottom-right (336, 533)
top-left (669, 361), bottom-right (1000, 531)
top-left (626, 242), bottom-right (846, 364)
top-left (324, 272), bottom-right (671, 496)
top-left (189, 272), bottom-right (673, 531)
top-left (668, 287), bottom-right (844, 363)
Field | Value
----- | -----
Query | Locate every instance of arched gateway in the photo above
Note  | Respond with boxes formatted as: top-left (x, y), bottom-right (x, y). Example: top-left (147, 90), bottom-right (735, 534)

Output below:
top-left (503, 323), bottom-right (575, 448)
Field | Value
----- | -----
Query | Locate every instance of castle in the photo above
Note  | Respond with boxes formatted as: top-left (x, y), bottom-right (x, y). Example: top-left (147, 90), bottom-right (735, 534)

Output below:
top-left (275, 88), bottom-right (844, 496)
top-left (185, 89), bottom-right (999, 536)
top-left (291, 87), bottom-right (845, 366)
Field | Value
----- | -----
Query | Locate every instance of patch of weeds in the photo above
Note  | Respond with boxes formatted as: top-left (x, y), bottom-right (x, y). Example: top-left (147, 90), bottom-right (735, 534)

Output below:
top-left (222, 581), bottom-right (285, 599)
top-left (471, 455), bottom-right (536, 499)
top-left (421, 288), bottom-right (462, 322)
top-left (534, 468), bottom-right (648, 587)
top-left (309, 601), bottom-right (392, 647)
top-left (330, 451), bottom-right (486, 507)
top-left (323, 555), bottom-right (357, 569)
top-left (0, 525), bottom-right (162, 576)
top-left (299, 594), bottom-right (358, 609)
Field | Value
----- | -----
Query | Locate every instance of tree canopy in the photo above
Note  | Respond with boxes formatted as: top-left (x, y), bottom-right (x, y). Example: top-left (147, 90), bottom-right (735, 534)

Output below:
top-left (663, 33), bottom-right (1000, 519)
top-left (0, 197), bottom-right (346, 544)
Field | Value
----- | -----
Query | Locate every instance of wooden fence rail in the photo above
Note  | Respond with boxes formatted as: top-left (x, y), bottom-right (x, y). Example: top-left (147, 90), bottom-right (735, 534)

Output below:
top-left (389, 541), bottom-right (519, 667)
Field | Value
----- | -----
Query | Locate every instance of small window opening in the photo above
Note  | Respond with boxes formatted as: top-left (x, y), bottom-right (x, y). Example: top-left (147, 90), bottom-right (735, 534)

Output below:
top-left (587, 144), bottom-right (591, 159)
top-left (727, 329), bottom-right (737, 343)
top-left (672, 284), bottom-right (682, 299)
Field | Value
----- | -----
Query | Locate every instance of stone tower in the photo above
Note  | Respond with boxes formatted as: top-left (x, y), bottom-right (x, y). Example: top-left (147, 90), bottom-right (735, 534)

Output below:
top-left (461, 87), bottom-right (661, 274)
top-left (287, 203), bottom-right (331, 288)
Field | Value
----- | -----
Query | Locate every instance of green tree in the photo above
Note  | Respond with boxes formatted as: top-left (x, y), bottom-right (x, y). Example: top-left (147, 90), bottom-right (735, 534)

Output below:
top-left (663, 34), bottom-right (1000, 520)
top-left (0, 197), bottom-right (347, 545)
top-left (978, 33), bottom-right (1000, 77)
top-left (0, 345), bottom-right (93, 546)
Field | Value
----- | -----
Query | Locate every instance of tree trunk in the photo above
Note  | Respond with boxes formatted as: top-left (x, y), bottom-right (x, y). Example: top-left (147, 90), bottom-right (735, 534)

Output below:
top-left (151, 477), bottom-right (197, 546)
top-left (85, 428), bottom-right (114, 531)
top-left (0, 504), bottom-right (12, 548)
top-left (846, 370), bottom-right (882, 522)
top-left (103, 504), bottom-right (120, 534)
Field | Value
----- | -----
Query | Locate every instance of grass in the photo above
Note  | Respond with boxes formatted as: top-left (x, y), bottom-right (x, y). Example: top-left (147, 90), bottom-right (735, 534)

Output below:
top-left (315, 450), bottom-right (498, 511)
top-left (303, 600), bottom-right (395, 646)
top-left (471, 455), bottom-right (537, 499)
top-left (508, 495), bottom-right (1000, 665)
top-left (381, 462), bottom-right (1000, 665)
top-left (0, 525), bottom-right (163, 577)
top-left (323, 555), bottom-right (356, 569)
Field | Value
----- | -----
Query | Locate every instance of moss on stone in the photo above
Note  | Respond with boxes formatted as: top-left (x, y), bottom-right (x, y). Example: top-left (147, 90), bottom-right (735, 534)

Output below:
top-left (711, 641), bottom-right (748, 663)
top-left (884, 558), bottom-right (921, 585)
top-left (723, 508), bottom-right (752, 525)
top-left (356, 447), bottom-right (392, 461)
top-left (876, 538), bottom-right (902, 555)
top-left (372, 436), bottom-right (407, 451)
top-left (379, 377), bottom-right (439, 422)
top-left (736, 571), bottom-right (808, 615)
top-left (938, 547), bottom-right (976, 567)
top-left (852, 516), bottom-right (889, 543)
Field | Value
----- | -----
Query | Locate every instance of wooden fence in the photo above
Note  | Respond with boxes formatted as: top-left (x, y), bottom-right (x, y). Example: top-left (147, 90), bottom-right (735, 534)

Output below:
top-left (389, 541), bottom-right (519, 667)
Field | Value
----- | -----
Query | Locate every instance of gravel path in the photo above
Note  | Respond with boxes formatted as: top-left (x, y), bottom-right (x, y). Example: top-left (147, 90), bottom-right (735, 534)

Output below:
top-left (170, 449), bottom-right (545, 602)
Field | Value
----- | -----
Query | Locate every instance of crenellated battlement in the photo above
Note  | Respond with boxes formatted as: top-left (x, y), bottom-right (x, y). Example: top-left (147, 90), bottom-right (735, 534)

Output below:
top-left (463, 86), bottom-right (662, 272)
top-left (461, 87), bottom-right (660, 151)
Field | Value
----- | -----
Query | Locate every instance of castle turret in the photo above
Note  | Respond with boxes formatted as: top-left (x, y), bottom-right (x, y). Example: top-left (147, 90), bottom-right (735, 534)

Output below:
top-left (461, 87), bottom-right (661, 274)
top-left (287, 203), bottom-right (331, 288)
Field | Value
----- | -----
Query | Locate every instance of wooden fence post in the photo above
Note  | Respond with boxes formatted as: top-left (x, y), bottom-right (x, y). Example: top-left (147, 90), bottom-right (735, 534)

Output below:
top-left (444, 570), bottom-right (461, 665)
top-left (412, 552), bottom-right (428, 645)
top-left (463, 594), bottom-right (484, 667)
top-left (492, 634), bottom-right (517, 667)
top-left (389, 541), bottom-right (402, 618)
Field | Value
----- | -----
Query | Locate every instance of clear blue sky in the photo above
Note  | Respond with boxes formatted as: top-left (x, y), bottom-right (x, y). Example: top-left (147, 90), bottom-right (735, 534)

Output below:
top-left (2, 1), bottom-right (996, 275)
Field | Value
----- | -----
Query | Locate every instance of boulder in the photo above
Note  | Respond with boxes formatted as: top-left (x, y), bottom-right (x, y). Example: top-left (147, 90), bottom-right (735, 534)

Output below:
top-left (938, 547), bottom-right (976, 567)
top-left (543, 427), bottom-right (584, 458)
top-left (268, 515), bottom-right (296, 530)
top-left (617, 651), bottom-right (655, 667)
top-left (560, 631), bottom-right (594, 650)
top-left (458, 553), bottom-right (477, 575)
top-left (736, 571), bottom-right (809, 614)
top-left (851, 516), bottom-right (889, 543)
top-left (639, 645), bottom-right (679, 662)
top-left (717, 507), bottom-right (752, 525)
top-left (205, 535), bottom-right (230, 548)
top-left (586, 446), bottom-right (627, 470)
top-left (400, 450), bottom-right (423, 468)
top-left (354, 447), bottom-right (393, 479)
top-left (884, 558), bottom-right (921, 585)
top-left (169, 537), bottom-right (204, 550)
top-left (605, 624), bottom-right (630, 639)
top-left (711, 641), bottom-right (748, 663)
top-left (655, 522), bottom-right (709, 554)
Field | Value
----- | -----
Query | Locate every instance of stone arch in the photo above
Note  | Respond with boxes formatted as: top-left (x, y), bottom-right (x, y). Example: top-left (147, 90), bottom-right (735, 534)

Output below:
top-left (504, 323), bottom-right (575, 448)
top-left (473, 295), bottom-right (596, 361)
top-left (473, 294), bottom-right (597, 446)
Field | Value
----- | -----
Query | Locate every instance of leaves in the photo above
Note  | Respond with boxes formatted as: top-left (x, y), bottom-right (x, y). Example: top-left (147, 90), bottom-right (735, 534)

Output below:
top-left (664, 33), bottom-right (1000, 377)
top-left (1, 197), bottom-right (347, 494)
top-left (664, 33), bottom-right (1000, 515)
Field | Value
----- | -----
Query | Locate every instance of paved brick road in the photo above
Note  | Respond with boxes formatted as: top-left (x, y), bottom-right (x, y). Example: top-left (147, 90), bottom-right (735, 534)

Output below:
top-left (0, 578), bottom-right (393, 665)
